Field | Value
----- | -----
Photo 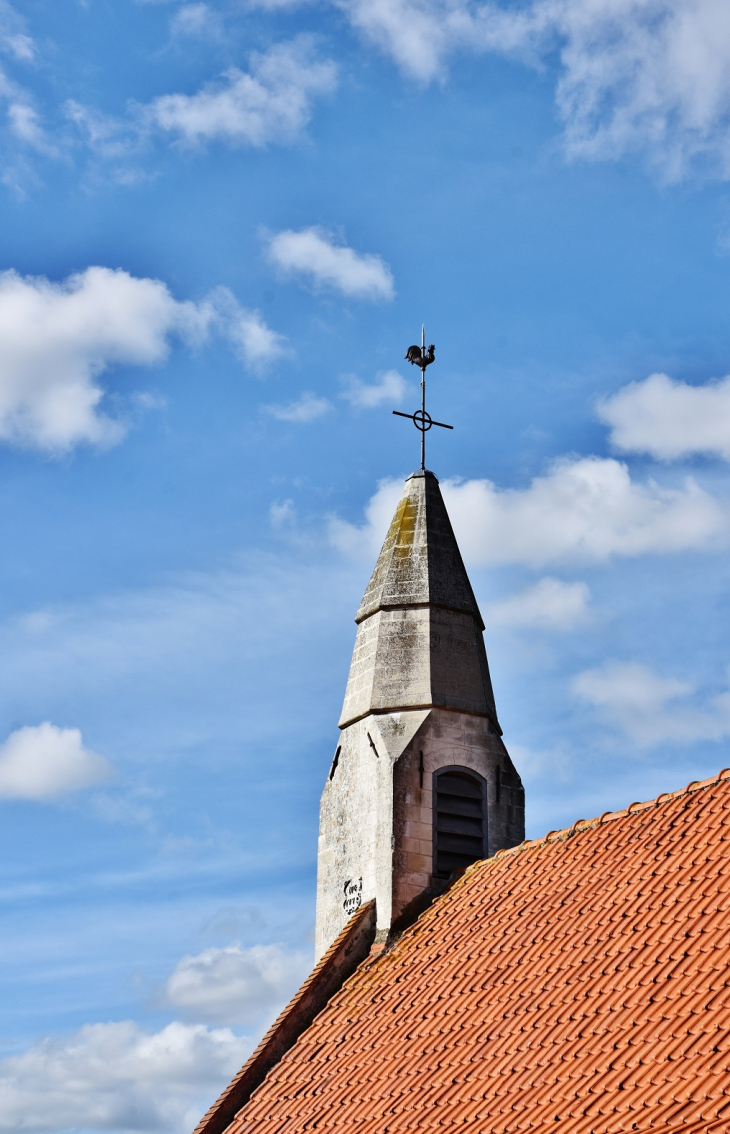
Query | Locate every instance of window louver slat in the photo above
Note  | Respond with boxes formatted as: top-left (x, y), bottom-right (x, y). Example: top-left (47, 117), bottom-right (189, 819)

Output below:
top-left (434, 767), bottom-right (487, 879)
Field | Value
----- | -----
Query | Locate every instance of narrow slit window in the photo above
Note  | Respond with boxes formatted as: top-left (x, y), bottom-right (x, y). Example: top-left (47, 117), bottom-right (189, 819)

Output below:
top-left (434, 768), bottom-right (487, 879)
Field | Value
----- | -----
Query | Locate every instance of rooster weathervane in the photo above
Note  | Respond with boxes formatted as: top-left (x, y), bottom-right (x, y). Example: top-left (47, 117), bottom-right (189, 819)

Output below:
top-left (392, 325), bottom-right (453, 470)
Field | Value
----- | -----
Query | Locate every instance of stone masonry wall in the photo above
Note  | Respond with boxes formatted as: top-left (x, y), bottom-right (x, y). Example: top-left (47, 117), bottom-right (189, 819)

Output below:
top-left (315, 707), bottom-right (524, 960)
top-left (391, 709), bottom-right (524, 926)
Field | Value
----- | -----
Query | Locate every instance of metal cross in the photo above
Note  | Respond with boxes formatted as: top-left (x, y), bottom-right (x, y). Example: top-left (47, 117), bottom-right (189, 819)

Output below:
top-left (393, 325), bottom-right (453, 471)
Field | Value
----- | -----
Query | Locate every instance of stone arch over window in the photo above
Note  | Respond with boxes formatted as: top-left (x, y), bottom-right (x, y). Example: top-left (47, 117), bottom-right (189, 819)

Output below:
top-left (433, 766), bottom-right (488, 879)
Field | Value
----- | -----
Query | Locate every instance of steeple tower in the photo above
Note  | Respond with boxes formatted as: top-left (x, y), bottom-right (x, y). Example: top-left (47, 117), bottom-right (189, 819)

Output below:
top-left (315, 469), bottom-right (524, 959)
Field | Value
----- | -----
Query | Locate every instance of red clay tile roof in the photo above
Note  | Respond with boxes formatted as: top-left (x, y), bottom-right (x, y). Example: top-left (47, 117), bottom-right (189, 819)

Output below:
top-left (224, 769), bottom-right (730, 1133)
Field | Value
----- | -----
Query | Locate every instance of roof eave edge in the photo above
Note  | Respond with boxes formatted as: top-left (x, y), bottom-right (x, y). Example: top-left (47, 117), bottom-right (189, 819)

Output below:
top-left (190, 900), bottom-right (376, 1134)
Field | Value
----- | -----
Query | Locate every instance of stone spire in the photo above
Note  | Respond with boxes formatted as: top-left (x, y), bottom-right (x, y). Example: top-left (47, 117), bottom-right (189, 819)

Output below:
top-left (340, 469), bottom-right (500, 731)
top-left (315, 469), bottom-right (524, 960)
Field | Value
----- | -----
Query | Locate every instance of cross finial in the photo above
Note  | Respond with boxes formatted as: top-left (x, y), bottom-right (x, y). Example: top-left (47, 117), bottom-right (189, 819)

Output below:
top-left (393, 325), bottom-right (453, 470)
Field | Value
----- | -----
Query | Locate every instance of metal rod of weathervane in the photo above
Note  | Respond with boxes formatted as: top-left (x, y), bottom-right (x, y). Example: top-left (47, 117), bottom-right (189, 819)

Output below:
top-left (392, 325), bottom-right (453, 470)
top-left (420, 324), bottom-right (426, 470)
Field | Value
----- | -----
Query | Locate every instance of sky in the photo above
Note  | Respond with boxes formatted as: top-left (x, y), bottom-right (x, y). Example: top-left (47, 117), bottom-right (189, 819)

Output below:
top-left (5, 0), bottom-right (730, 1129)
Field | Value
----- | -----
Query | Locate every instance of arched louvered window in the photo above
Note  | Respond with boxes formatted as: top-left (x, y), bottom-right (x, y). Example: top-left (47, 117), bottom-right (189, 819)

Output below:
top-left (433, 767), bottom-right (487, 879)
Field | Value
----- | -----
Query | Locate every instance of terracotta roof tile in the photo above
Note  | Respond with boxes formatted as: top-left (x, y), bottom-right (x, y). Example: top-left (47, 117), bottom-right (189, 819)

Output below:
top-left (222, 770), bottom-right (730, 1133)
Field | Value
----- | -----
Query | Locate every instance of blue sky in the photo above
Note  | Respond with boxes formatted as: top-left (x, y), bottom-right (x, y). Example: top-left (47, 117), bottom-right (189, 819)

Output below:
top-left (4, 0), bottom-right (730, 1128)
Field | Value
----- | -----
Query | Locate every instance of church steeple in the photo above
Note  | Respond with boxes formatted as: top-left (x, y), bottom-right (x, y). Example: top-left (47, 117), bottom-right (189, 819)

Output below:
top-left (340, 469), bottom-right (500, 731)
top-left (315, 468), bottom-right (524, 960)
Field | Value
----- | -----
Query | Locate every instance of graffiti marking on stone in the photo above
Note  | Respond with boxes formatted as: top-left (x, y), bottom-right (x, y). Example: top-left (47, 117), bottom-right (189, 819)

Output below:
top-left (343, 877), bottom-right (362, 915)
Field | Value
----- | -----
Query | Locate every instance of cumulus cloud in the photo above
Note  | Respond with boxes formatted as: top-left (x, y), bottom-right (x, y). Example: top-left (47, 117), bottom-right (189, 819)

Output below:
top-left (573, 660), bottom-right (730, 748)
top-left (0, 267), bottom-right (284, 453)
top-left (329, 458), bottom-right (728, 567)
top-left (0, 1020), bottom-right (249, 1134)
top-left (488, 577), bottom-right (591, 630)
top-left (0, 722), bottom-right (112, 800)
top-left (146, 37), bottom-right (336, 146)
top-left (267, 227), bottom-right (395, 300)
top-left (598, 372), bottom-right (730, 461)
top-left (264, 391), bottom-right (332, 422)
top-left (338, 0), bottom-right (730, 178)
top-left (340, 369), bottom-right (408, 408)
top-left (163, 942), bottom-right (309, 1026)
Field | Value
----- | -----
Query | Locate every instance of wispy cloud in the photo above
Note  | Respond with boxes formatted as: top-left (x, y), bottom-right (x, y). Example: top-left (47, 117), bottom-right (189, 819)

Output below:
top-left (599, 372), bottom-right (730, 461)
top-left (340, 369), bottom-right (408, 408)
top-left (270, 499), bottom-right (295, 526)
top-left (338, 0), bottom-right (730, 179)
top-left (329, 459), bottom-right (728, 566)
top-left (145, 37), bottom-right (336, 147)
top-left (264, 391), bottom-right (332, 422)
top-left (573, 660), bottom-right (730, 749)
top-left (0, 1), bottom-right (34, 62)
top-left (170, 3), bottom-right (220, 38)
top-left (205, 286), bottom-right (288, 370)
top-left (64, 100), bottom-right (140, 163)
top-left (267, 227), bottom-right (395, 300)
top-left (488, 577), bottom-right (591, 630)
top-left (6, 102), bottom-right (55, 154)
top-left (0, 67), bottom-right (57, 170)
top-left (0, 723), bottom-right (112, 801)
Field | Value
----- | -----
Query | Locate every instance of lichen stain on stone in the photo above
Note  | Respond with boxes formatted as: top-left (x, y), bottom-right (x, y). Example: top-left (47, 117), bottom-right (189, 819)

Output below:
top-left (392, 494), bottom-right (417, 560)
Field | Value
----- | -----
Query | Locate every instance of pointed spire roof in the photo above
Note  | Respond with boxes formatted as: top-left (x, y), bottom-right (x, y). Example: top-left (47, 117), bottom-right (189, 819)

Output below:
top-left (356, 470), bottom-right (484, 628)
top-left (339, 470), bottom-right (500, 731)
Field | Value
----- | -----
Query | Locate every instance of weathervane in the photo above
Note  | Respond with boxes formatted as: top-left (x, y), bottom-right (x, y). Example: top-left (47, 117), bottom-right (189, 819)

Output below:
top-left (392, 325), bottom-right (453, 471)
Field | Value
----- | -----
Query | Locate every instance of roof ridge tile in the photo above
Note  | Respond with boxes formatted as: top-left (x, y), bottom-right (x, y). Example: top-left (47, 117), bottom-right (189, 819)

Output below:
top-left (486, 767), bottom-right (730, 871)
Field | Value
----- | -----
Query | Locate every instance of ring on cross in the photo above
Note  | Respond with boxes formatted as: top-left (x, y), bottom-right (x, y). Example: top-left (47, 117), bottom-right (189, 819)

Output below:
top-left (413, 410), bottom-right (433, 432)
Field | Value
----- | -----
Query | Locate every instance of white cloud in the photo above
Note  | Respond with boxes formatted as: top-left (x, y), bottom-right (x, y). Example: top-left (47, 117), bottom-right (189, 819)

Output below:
top-left (170, 3), bottom-right (219, 36)
top-left (340, 368), bottom-right (408, 408)
top-left (6, 102), bottom-right (54, 154)
top-left (0, 1020), bottom-right (249, 1134)
top-left (488, 577), bottom-right (591, 630)
top-left (338, 0), bottom-right (730, 179)
top-left (163, 942), bottom-right (309, 1025)
top-left (0, 723), bottom-right (112, 801)
top-left (264, 391), bottom-right (332, 422)
top-left (544, 0), bottom-right (730, 178)
top-left (336, 0), bottom-right (473, 81)
top-left (0, 266), bottom-right (200, 452)
top-left (328, 477), bottom-right (401, 558)
top-left (146, 37), bottom-right (336, 146)
top-left (329, 458), bottom-right (728, 566)
top-left (0, 69), bottom-right (55, 162)
top-left (270, 498), bottom-right (295, 526)
top-left (206, 286), bottom-right (287, 369)
top-left (0, 2), bottom-right (34, 62)
top-left (0, 267), bottom-right (284, 453)
top-left (65, 100), bottom-right (139, 162)
top-left (598, 372), bottom-right (730, 460)
top-left (267, 226), bottom-right (395, 300)
top-left (572, 660), bottom-right (730, 748)
top-left (249, 0), bottom-right (314, 7)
